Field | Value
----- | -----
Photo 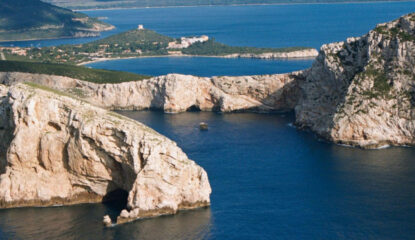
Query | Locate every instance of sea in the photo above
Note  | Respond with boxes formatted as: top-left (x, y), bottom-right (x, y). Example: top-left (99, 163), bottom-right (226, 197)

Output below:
top-left (1, 2), bottom-right (415, 239)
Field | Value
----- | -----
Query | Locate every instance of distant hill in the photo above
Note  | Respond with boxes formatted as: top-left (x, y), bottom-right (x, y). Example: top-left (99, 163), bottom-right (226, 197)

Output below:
top-left (91, 29), bottom-right (174, 45)
top-left (0, 0), bottom-right (114, 42)
top-left (43, 0), bottom-right (409, 10)
top-left (1, 28), bottom-right (314, 64)
top-left (0, 60), bottom-right (150, 83)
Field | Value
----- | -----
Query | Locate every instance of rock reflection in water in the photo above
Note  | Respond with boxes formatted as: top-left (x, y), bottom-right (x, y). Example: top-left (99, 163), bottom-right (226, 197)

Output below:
top-left (0, 202), bottom-right (212, 240)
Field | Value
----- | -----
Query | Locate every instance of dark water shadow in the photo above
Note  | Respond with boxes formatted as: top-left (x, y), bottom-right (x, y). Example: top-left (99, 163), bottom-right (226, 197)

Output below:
top-left (0, 204), bottom-right (212, 240)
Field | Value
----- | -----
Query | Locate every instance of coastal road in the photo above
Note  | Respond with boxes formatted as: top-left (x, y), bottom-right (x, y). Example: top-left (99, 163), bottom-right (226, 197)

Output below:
top-left (0, 52), bottom-right (5, 60)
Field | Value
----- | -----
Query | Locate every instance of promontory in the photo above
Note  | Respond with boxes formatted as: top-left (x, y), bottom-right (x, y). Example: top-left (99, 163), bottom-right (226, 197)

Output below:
top-left (0, 83), bottom-right (211, 225)
top-left (0, 12), bottom-right (413, 226)
top-left (1, 13), bottom-right (414, 148)
top-left (0, 0), bottom-right (114, 42)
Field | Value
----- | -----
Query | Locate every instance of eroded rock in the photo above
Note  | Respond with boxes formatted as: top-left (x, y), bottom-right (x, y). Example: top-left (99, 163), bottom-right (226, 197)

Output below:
top-left (222, 48), bottom-right (319, 59)
top-left (0, 83), bottom-right (211, 224)
top-left (1, 13), bottom-right (415, 148)
top-left (0, 71), bottom-right (305, 113)
top-left (295, 13), bottom-right (415, 148)
top-left (103, 215), bottom-right (112, 227)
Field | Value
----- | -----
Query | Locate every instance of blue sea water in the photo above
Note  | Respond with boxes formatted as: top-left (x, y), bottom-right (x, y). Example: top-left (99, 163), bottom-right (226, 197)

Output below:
top-left (86, 57), bottom-right (314, 77)
top-left (1, 112), bottom-right (414, 240)
top-left (79, 1), bottom-right (415, 76)
top-left (2, 2), bottom-right (415, 49)
top-left (0, 2), bottom-right (415, 240)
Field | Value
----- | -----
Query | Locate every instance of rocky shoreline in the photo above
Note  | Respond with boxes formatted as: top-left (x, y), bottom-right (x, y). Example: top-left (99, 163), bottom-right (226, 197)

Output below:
top-left (295, 13), bottom-right (415, 148)
top-left (0, 12), bottom-right (413, 227)
top-left (222, 48), bottom-right (319, 59)
top-left (3, 13), bottom-right (415, 148)
top-left (77, 48), bottom-right (318, 66)
top-left (0, 71), bottom-right (305, 113)
top-left (0, 83), bottom-right (211, 225)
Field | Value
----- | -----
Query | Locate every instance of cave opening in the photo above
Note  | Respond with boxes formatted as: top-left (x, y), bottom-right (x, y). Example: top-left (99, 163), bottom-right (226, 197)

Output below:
top-left (102, 188), bottom-right (129, 221)
top-left (187, 105), bottom-right (201, 112)
top-left (103, 188), bottom-right (129, 204)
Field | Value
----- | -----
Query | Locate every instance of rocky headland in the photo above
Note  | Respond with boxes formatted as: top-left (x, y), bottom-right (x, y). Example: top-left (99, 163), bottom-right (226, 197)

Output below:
top-left (222, 48), bottom-right (319, 59)
top-left (2, 12), bottom-right (411, 149)
top-left (0, 83), bottom-right (211, 225)
top-left (0, 10), bottom-right (413, 227)
top-left (295, 12), bottom-right (415, 148)
top-left (0, 71), bottom-right (305, 113)
top-left (0, 0), bottom-right (114, 42)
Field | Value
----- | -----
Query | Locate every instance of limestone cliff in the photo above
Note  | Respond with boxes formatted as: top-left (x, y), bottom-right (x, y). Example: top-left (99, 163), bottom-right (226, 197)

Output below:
top-left (295, 13), bottom-right (415, 148)
top-left (0, 83), bottom-right (211, 224)
top-left (1, 13), bottom-right (415, 148)
top-left (0, 71), bottom-right (306, 113)
top-left (223, 48), bottom-right (319, 59)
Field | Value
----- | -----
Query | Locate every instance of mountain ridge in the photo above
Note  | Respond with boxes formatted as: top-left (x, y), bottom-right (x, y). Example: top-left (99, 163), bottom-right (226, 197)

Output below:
top-left (0, 0), bottom-right (114, 41)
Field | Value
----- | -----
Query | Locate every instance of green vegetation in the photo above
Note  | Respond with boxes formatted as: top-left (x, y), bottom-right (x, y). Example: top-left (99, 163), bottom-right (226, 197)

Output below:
top-left (374, 25), bottom-right (415, 42)
top-left (181, 39), bottom-right (309, 56)
top-left (374, 25), bottom-right (388, 34)
top-left (389, 27), bottom-right (415, 42)
top-left (6, 29), bottom-right (175, 64)
top-left (0, 0), bottom-right (113, 41)
top-left (360, 65), bottom-right (392, 99)
top-left (92, 29), bottom-right (173, 45)
top-left (371, 71), bottom-right (391, 94)
top-left (0, 60), bottom-right (150, 84)
top-left (2, 53), bottom-right (32, 62)
top-left (4, 29), bottom-right (313, 65)
top-left (24, 81), bottom-right (78, 99)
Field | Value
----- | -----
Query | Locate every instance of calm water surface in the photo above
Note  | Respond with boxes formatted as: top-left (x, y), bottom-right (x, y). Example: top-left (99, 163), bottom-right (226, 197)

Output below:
top-left (0, 112), bottom-right (414, 239)
top-left (0, 2), bottom-right (415, 240)
top-left (2, 2), bottom-right (415, 48)
top-left (86, 57), bottom-right (313, 77)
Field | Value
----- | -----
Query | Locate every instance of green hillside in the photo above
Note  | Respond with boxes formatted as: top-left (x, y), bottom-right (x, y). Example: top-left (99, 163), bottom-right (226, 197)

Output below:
top-left (2, 28), bottom-right (313, 64)
top-left (182, 38), bottom-right (310, 56)
top-left (0, 60), bottom-right (150, 84)
top-left (9, 29), bottom-right (175, 64)
top-left (0, 0), bottom-right (113, 41)
top-left (91, 29), bottom-right (174, 45)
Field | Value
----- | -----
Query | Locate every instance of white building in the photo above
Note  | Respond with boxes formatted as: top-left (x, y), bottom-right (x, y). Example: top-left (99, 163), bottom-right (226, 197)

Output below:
top-left (167, 35), bottom-right (209, 49)
top-left (138, 25), bottom-right (144, 30)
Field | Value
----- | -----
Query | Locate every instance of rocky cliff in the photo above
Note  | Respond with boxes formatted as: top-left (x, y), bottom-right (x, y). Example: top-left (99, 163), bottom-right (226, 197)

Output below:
top-left (295, 13), bottom-right (415, 148)
top-left (1, 13), bottom-right (414, 148)
top-left (223, 48), bottom-right (319, 59)
top-left (0, 71), bottom-right (306, 113)
top-left (0, 83), bottom-right (211, 225)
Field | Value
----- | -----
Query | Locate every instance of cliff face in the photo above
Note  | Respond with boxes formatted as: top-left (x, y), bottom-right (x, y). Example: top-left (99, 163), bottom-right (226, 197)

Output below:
top-left (223, 48), bottom-right (319, 59)
top-left (83, 73), bottom-right (305, 113)
top-left (295, 13), bottom-right (415, 148)
top-left (0, 71), bottom-right (306, 113)
top-left (0, 83), bottom-right (211, 224)
top-left (2, 13), bottom-right (415, 148)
